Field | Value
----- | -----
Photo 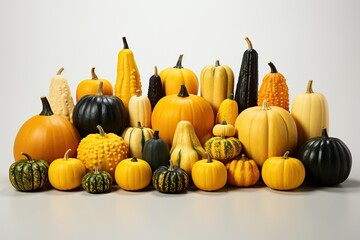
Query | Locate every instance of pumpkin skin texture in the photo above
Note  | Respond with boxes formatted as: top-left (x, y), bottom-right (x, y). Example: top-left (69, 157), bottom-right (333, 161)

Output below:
top-left (291, 80), bottom-right (329, 149)
top-left (297, 128), bottom-right (352, 186)
top-left (142, 130), bottom-right (170, 172)
top-left (234, 37), bottom-right (258, 114)
top-left (159, 54), bottom-right (199, 96)
top-left (226, 154), bottom-right (260, 187)
top-left (235, 100), bottom-right (297, 167)
top-left (215, 93), bottom-right (238, 126)
top-left (73, 82), bottom-right (127, 138)
top-left (114, 37), bottom-right (142, 109)
top-left (9, 152), bottom-right (49, 191)
top-left (147, 66), bottom-right (164, 110)
top-left (48, 149), bottom-right (86, 191)
top-left (192, 153), bottom-right (227, 191)
top-left (115, 157), bottom-right (152, 191)
top-left (258, 62), bottom-right (289, 111)
top-left (152, 160), bottom-right (189, 194)
top-left (212, 121), bottom-right (237, 137)
top-left (204, 136), bottom-right (242, 163)
top-left (76, 67), bottom-right (113, 102)
top-left (128, 90), bottom-right (152, 128)
top-left (82, 168), bottom-right (113, 194)
top-left (13, 96), bottom-right (81, 164)
top-left (151, 84), bottom-right (214, 146)
top-left (170, 121), bottom-right (206, 176)
top-left (48, 67), bottom-right (75, 122)
top-left (262, 151), bottom-right (305, 191)
top-left (121, 122), bottom-right (154, 159)
top-left (77, 125), bottom-right (128, 178)
top-left (200, 60), bottom-right (234, 115)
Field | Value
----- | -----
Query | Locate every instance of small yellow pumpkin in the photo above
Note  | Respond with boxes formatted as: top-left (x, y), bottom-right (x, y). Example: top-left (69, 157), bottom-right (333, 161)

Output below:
top-left (226, 154), bottom-right (260, 187)
top-left (48, 149), bottom-right (86, 190)
top-left (262, 151), bottom-right (305, 190)
top-left (204, 136), bottom-right (242, 163)
top-left (128, 90), bottom-right (152, 128)
top-left (115, 157), bottom-right (152, 191)
top-left (212, 120), bottom-right (236, 137)
top-left (122, 122), bottom-right (154, 158)
top-left (215, 93), bottom-right (238, 126)
top-left (191, 152), bottom-right (227, 191)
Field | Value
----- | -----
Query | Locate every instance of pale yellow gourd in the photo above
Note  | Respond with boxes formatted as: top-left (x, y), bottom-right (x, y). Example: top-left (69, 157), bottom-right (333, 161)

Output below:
top-left (48, 68), bottom-right (75, 122)
top-left (215, 93), bottom-right (238, 126)
top-left (122, 122), bottom-right (154, 158)
top-left (128, 90), bottom-right (152, 128)
top-left (170, 121), bottom-right (206, 176)
top-left (200, 60), bottom-right (234, 115)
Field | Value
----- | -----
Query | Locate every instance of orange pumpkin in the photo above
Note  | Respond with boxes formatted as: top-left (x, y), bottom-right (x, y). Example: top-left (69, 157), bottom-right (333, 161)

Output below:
top-left (13, 96), bottom-right (81, 164)
top-left (151, 84), bottom-right (214, 146)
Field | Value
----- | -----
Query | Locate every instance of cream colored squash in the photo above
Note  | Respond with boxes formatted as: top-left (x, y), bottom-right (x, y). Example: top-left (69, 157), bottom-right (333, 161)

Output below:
top-left (122, 122), bottom-right (154, 158)
top-left (128, 90), bottom-right (152, 128)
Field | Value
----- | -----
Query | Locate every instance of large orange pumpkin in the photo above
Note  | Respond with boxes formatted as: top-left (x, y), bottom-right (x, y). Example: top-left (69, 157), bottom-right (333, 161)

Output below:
top-left (151, 84), bottom-right (214, 146)
top-left (13, 96), bottom-right (81, 164)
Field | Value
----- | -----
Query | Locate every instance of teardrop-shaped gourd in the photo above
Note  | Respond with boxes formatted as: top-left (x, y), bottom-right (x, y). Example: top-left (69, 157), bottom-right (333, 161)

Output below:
top-left (48, 67), bottom-right (75, 122)
top-left (215, 93), bottom-right (238, 126)
top-left (147, 66), bottom-right (164, 110)
top-left (142, 130), bottom-right (170, 172)
top-left (128, 90), bottom-right (152, 128)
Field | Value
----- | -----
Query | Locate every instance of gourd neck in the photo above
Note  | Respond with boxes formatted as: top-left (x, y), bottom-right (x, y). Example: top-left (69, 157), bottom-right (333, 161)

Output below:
top-left (245, 37), bottom-right (253, 49)
top-left (321, 128), bottom-right (329, 138)
top-left (177, 84), bottom-right (190, 97)
top-left (122, 37), bottom-right (129, 49)
top-left (268, 62), bottom-right (278, 73)
top-left (91, 67), bottom-right (99, 80)
top-left (40, 96), bottom-right (54, 116)
top-left (215, 60), bottom-right (220, 67)
top-left (63, 149), bottom-right (72, 160)
top-left (97, 125), bottom-right (106, 137)
top-left (96, 81), bottom-right (104, 96)
top-left (174, 54), bottom-right (184, 69)
top-left (306, 80), bottom-right (314, 93)
top-left (57, 67), bottom-right (64, 75)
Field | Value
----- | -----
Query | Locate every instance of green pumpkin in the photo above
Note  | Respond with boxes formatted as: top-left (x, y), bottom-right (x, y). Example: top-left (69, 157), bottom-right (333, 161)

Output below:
top-left (9, 152), bottom-right (49, 191)
top-left (82, 168), bottom-right (113, 193)
top-left (142, 130), bottom-right (170, 172)
top-left (152, 160), bottom-right (189, 193)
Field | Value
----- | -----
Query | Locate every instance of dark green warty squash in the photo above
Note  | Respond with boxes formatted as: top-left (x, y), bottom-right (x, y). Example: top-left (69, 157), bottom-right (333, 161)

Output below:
top-left (142, 130), bottom-right (170, 172)
top-left (147, 66), bottom-right (164, 110)
top-left (82, 168), bottom-right (113, 194)
top-left (9, 152), bottom-right (49, 191)
top-left (297, 128), bottom-right (352, 186)
top-left (234, 37), bottom-right (258, 114)
top-left (152, 160), bottom-right (189, 193)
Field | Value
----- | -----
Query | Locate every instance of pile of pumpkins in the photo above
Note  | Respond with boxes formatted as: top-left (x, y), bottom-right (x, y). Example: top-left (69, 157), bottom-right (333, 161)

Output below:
top-left (10, 37), bottom-right (352, 194)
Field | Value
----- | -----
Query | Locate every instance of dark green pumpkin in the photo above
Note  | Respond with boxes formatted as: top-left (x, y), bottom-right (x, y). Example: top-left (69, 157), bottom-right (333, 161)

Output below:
top-left (73, 82), bottom-right (127, 137)
top-left (82, 168), bottom-right (113, 193)
top-left (297, 128), bottom-right (352, 186)
top-left (9, 152), bottom-right (49, 191)
top-left (152, 160), bottom-right (189, 193)
top-left (142, 130), bottom-right (170, 172)
top-left (147, 66), bottom-right (164, 110)
top-left (234, 37), bottom-right (258, 114)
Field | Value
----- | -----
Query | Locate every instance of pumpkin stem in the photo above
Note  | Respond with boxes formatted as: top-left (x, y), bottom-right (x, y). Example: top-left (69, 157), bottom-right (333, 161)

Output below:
top-left (96, 125), bottom-right (106, 137)
top-left (57, 67), bottom-right (64, 75)
top-left (205, 152), bottom-right (213, 163)
top-left (131, 157), bottom-right (138, 162)
top-left (153, 130), bottom-right (160, 139)
top-left (215, 60), bottom-right (220, 67)
top-left (40, 96), bottom-right (54, 116)
top-left (306, 80), bottom-right (314, 93)
top-left (228, 93), bottom-right (234, 100)
top-left (245, 37), bottom-right (253, 50)
top-left (268, 62), bottom-right (278, 73)
top-left (168, 160), bottom-right (175, 171)
top-left (21, 152), bottom-right (33, 162)
top-left (94, 167), bottom-right (100, 174)
top-left (122, 37), bottom-right (129, 49)
top-left (174, 54), bottom-right (184, 69)
top-left (91, 67), bottom-right (99, 80)
top-left (154, 66), bottom-right (158, 76)
top-left (96, 81), bottom-right (104, 96)
top-left (221, 120), bottom-right (228, 125)
top-left (321, 128), bottom-right (329, 138)
top-left (282, 151), bottom-right (290, 159)
top-left (136, 89), bottom-right (142, 97)
top-left (137, 121), bottom-right (143, 128)
top-left (240, 154), bottom-right (247, 161)
top-left (177, 84), bottom-right (190, 97)
top-left (63, 149), bottom-right (72, 160)
top-left (261, 100), bottom-right (271, 111)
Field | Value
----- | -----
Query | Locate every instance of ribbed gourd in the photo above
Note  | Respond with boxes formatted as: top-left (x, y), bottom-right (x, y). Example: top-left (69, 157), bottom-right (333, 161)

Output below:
top-left (200, 60), bottom-right (234, 115)
top-left (48, 67), bottom-right (75, 122)
top-left (114, 37), bottom-right (142, 109)
top-left (204, 136), bottom-right (242, 163)
top-left (258, 62), bottom-right (289, 111)
top-left (147, 66), bottom-right (164, 110)
top-left (82, 168), bottom-right (113, 194)
top-left (226, 154), bottom-right (260, 187)
top-left (212, 120), bottom-right (237, 137)
top-left (128, 90), bottom-right (152, 128)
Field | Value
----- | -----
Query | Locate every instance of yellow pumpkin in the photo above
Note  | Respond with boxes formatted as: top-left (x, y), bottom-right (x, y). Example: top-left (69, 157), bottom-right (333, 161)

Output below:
top-left (226, 154), bottom-right (260, 187)
top-left (48, 149), bottom-right (86, 190)
top-left (159, 54), bottom-right (198, 95)
top-left (200, 60), bottom-right (234, 115)
top-left (121, 122), bottom-right (154, 158)
top-left (115, 157), bottom-right (152, 191)
top-left (77, 125), bottom-right (128, 178)
top-left (48, 67), bottom-right (75, 122)
top-left (170, 121), bottom-right (206, 176)
top-left (151, 84), bottom-right (214, 146)
top-left (258, 62), bottom-right (289, 111)
top-left (204, 136), bottom-right (242, 163)
top-left (128, 90), bottom-right (152, 128)
top-left (114, 37), bottom-right (142, 108)
top-left (291, 80), bottom-right (329, 149)
top-left (191, 152), bottom-right (227, 191)
top-left (262, 151), bottom-right (305, 190)
top-left (215, 93), bottom-right (238, 126)
top-left (235, 100), bottom-right (297, 167)
top-left (212, 121), bottom-right (236, 137)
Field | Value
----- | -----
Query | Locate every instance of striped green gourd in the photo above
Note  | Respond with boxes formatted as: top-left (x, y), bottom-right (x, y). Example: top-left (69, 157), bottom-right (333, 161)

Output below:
top-left (204, 136), bottom-right (242, 163)
top-left (9, 152), bottom-right (49, 191)
top-left (82, 168), bottom-right (113, 193)
top-left (152, 160), bottom-right (189, 193)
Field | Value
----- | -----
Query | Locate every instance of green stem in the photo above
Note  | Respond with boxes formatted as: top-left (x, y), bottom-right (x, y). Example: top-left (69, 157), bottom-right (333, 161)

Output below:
top-left (97, 125), bottom-right (106, 137)
top-left (174, 54), bottom-right (184, 68)
top-left (205, 152), bottom-right (213, 163)
top-left (282, 151), bottom-right (290, 159)
top-left (63, 149), bottom-right (72, 160)
top-left (215, 60), bottom-right (220, 67)
top-left (21, 152), bottom-right (33, 162)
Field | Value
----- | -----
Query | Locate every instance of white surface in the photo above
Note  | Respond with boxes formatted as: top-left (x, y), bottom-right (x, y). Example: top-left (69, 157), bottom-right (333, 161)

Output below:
top-left (1, 0), bottom-right (360, 239)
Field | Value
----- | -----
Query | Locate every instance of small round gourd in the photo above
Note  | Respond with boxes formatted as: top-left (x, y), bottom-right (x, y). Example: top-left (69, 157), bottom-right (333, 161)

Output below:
top-left (82, 168), bottom-right (113, 194)
top-left (142, 130), bottom-right (170, 172)
top-left (204, 136), bottom-right (242, 163)
top-left (212, 121), bottom-right (236, 137)
top-left (226, 154), bottom-right (260, 187)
